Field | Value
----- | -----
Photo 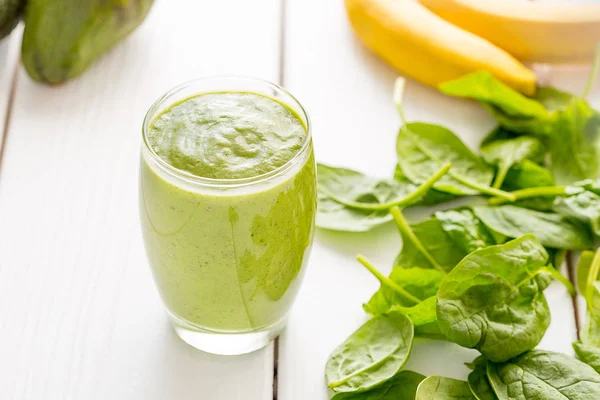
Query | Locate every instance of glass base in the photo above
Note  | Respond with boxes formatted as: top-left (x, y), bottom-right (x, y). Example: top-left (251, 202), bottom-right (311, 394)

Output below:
top-left (168, 313), bottom-right (286, 355)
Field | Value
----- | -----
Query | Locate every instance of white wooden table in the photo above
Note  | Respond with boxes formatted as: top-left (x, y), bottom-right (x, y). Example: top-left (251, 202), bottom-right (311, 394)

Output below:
top-left (0, 1), bottom-right (595, 399)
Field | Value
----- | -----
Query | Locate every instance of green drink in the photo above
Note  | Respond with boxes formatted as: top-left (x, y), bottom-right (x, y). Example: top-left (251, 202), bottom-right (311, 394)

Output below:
top-left (140, 77), bottom-right (316, 355)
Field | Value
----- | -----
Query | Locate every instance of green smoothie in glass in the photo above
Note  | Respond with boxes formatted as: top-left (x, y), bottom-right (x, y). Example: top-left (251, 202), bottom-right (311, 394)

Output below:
top-left (140, 77), bottom-right (316, 355)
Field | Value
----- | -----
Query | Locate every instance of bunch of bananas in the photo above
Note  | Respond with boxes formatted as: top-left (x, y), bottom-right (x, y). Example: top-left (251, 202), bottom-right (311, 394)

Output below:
top-left (346, 0), bottom-right (600, 95)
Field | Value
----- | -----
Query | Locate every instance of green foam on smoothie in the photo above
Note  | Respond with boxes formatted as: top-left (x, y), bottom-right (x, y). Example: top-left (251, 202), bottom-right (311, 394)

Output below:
top-left (147, 92), bottom-right (307, 179)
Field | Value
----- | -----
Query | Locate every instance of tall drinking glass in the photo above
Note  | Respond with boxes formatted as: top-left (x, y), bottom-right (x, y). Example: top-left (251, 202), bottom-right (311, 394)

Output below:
top-left (139, 77), bottom-right (316, 355)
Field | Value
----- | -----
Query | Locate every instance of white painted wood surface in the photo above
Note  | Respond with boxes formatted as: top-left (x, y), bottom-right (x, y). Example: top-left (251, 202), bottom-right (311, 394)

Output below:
top-left (278, 1), bottom-right (583, 399)
top-left (0, 1), bottom-right (595, 399)
top-left (0, 1), bottom-right (279, 399)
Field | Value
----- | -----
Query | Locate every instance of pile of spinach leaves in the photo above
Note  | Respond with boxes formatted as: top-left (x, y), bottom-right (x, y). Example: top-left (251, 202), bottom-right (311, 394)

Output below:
top-left (321, 64), bottom-right (600, 399)
top-left (326, 221), bottom-right (596, 399)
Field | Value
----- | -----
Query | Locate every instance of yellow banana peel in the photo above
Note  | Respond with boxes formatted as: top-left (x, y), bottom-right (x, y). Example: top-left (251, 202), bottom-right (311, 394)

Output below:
top-left (420, 0), bottom-right (600, 63)
top-left (345, 0), bottom-right (536, 96)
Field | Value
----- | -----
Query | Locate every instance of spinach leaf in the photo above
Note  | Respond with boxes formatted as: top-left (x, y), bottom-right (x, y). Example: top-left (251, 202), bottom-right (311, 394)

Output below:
top-left (397, 122), bottom-right (497, 196)
top-left (547, 248), bottom-right (567, 271)
top-left (577, 250), bottom-right (596, 298)
top-left (583, 312), bottom-right (600, 348)
top-left (358, 256), bottom-right (444, 338)
top-left (491, 179), bottom-right (600, 236)
top-left (325, 313), bottom-right (414, 393)
top-left (480, 134), bottom-right (545, 189)
top-left (467, 357), bottom-right (498, 400)
top-left (317, 164), bottom-right (417, 209)
top-left (437, 235), bottom-right (551, 362)
top-left (490, 87), bottom-right (586, 136)
top-left (573, 341), bottom-right (600, 375)
top-left (435, 209), bottom-right (501, 253)
top-left (488, 185), bottom-right (567, 208)
top-left (541, 97), bottom-right (600, 185)
top-left (579, 179), bottom-right (600, 195)
top-left (316, 163), bottom-right (450, 232)
top-left (502, 160), bottom-right (554, 193)
top-left (554, 186), bottom-right (600, 236)
top-left (487, 350), bottom-right (600, 399)
top-left (358, 256), bottom-right (425, 308)
top-left (382, 268), bottom-right (445, 304)
top-left (395, 164), bottom-right (457, 205)
top-left (480, 126), bottom-right (536, 149)
top-left (582, 282), bottom-right (600, 348)
top-left (331, 370), bottom-right (425, 400)
top-left (316, 194), bottom-right (392, 232)
top-left (489, 160), bottom-right (562, 211)
top-left (317, 163), bottom-right (450, 212)
top-left (415, 376), bottom-right (476, 400)
top-left (388, 297), bottom-right (443, 339)
top-left (582, 249), bottom-right (600, 307)
top-left (497, 160), bottom-right (557, 211)
top-left (439, 71), bottom-right (546, 118)
top-left (394, 78), bottom-right (514, 201)
top-left (577, 249), bottom-right (600, 348)
top-left (480, 127), bottom-right (555, 210)
top-left (473, 205), bottom-right (593, 250)
top-left (392, 208), bottom-right (467, 272)
top-left (363, 265), bottom-right (445, 313)
top-left (440, 72), bottom-right (600, 185)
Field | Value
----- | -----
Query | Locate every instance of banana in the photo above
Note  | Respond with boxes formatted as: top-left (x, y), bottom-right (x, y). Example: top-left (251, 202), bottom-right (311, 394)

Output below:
top-left (345, 0), bottom-right (536, 95)
top-left (420, 0), bottom-right (600, 64)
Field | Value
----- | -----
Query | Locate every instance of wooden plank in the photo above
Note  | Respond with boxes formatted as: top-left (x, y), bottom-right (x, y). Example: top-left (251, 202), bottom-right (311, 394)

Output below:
top-left (0, 28), bottom-right (20, 153)
top-left (0, 1), bottom-right (280, 399)
top-left (278, 1), bottom-right (580, 399)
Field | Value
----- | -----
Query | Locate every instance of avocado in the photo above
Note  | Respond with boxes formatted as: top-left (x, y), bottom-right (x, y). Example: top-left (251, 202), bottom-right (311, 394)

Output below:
top-left (22, 0), bottom-right (154, 84)
top-left (0, 0), bottom-right (25, 40)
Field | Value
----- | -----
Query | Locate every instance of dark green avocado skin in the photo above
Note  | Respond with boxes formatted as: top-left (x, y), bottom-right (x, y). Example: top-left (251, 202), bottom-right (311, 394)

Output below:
top-left (0, 0), bottom-right (25, 40)
top-left (22, 0), bottom-right (155, 84)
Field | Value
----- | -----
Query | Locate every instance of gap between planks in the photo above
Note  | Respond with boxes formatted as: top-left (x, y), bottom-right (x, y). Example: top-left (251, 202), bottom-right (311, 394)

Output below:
top-left (567, 252), bottom-right (582, 339)
top-left (277, 0), bottom-right (288, 88)
top-left (273, 0), bottom-right (288, 398)
top-left (0, 40), bottom-right (20, 179)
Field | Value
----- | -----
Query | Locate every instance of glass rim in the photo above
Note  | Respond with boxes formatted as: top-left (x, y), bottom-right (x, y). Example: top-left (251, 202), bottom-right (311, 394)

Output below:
top-left (142, 75), bottom-right (312, 188)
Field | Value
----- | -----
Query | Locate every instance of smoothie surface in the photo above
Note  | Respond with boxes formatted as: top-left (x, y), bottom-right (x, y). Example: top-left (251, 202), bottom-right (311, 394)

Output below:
top-left (147, 92), bottom-right (307, 179)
